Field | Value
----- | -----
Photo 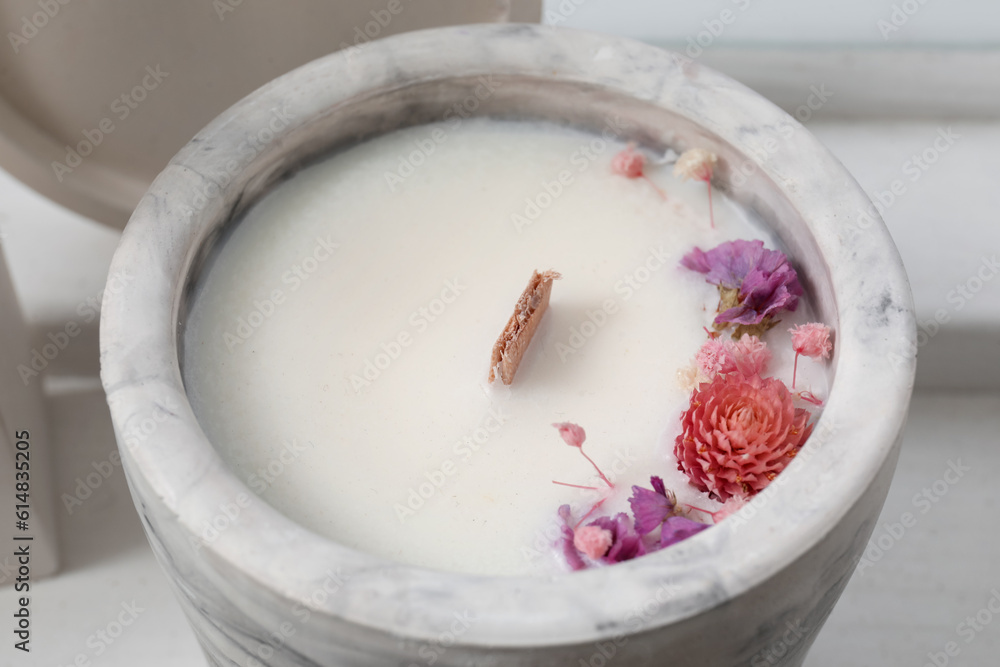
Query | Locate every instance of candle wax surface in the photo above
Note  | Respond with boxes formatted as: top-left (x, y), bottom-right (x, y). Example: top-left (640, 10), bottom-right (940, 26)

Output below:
top-left (183, 119), bottom-right (827, 576)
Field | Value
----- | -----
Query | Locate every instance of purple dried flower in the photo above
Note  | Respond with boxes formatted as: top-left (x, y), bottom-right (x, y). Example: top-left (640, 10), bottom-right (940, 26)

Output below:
top-left (557, 506), bottom-right (646, 569)
top-left (659, 515), bottom-right (710, 548)
top-left (681, 240), bottom-right (803, 332)
top-left (557, 505), bottom-right (587, 571)
top-left (588, 513), bottom-right (646, 563)
top-left (628, 476), bottom-right (676, 535)
top-left (681, 239), bottom-right (765, 289)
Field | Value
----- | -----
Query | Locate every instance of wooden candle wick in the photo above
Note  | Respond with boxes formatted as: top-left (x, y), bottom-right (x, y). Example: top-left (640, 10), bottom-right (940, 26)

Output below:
top-left (489, 269), bottom-right (561, 385)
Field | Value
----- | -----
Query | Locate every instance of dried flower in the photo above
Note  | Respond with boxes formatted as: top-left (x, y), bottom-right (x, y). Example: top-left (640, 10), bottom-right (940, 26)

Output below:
top-left (789, 322), bottom-right (833, 388)
top-left (687, 497), bottom-right (747, 524)
top-left (673, 148), bottom-right (717, 182)
top-left (573, 525), bottom-right (614, 560)
top-left (695, 338), bottom-right (733, 378)
top-left (553, 422), bottom-right (586, 448)
top-left (611, 144), bottom-right (666, 199)
top-left (589, 513), bottom-right (646, 563)
top-left (628, 476), bottom-right (677, 535)
top-left (558, 506), bottom-right (645, 569)
top-left (797, 390), bottom-right (824, 407)
top-left (552, 422), bottom-right (613, 489)
top-left (674, 148), bottom-right (718, 228)
top-left (729, 334), bottom-right (771, 377)
top-left (659, 515), bottom-right (710, 548)
top-left (681, 240), bottom-right (802, 337)
top-left (611, 144), bottom-right (646, 179)
top-left (674, 373), bottom-right (813, 501)
top-left (558, 505), bottom-right (586, 571)
top-left (694, 334), bottom-right (771, 381)
top-left (790, 323), bottom-right (833, 358)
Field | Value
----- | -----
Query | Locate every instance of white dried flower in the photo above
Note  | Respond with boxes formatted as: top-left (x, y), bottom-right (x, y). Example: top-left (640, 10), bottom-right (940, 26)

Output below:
top-left (673, 148), bottom-right (717, 182)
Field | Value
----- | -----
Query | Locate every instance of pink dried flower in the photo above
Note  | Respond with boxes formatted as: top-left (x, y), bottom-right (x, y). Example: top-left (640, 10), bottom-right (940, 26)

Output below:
top-left (789, 322), bottom-right (833, 388)
top-left (551, 422), bottom-right (613, 490)
top-left (611, 144), bottom-right (646, 179)
top-left (790, 323), bottom-right (833, 359)
top-left (611, 144), bottom-right (666, 199)
top-left (695, 338), bottom-right (734, 378)
top-left (573, 525), bottom-right (614, 559)
top-left (674, 374), bottom-right (813, 501)
top-left (730, 334), bottom-right (771, 377)
top-left (553, 422), bottom-right (586, 448)
top-left (694, 334), bottom-right (770, 380)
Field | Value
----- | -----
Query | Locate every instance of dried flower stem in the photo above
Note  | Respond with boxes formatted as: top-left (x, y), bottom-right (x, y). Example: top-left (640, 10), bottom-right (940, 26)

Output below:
top-left (706, 180), bottom-right (715, 229)
top-left (552, 481), bottom-right (600, 491)
top-left (643, 175), bottom-right (667, 200)
top-left (574, 497), bottom-right (608, 530)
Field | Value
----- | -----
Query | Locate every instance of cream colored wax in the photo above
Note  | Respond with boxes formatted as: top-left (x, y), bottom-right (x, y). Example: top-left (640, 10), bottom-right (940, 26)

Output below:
top-left (183, 119), bottom-right (823, 576)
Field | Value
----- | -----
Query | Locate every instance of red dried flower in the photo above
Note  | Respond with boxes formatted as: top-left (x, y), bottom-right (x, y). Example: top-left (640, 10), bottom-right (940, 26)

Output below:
top-left (674, 374), bottom-right (813, 501)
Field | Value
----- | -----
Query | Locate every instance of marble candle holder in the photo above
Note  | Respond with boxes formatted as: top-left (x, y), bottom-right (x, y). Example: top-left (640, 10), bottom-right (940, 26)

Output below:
top-left (99, 24), bottom-right (916, 667)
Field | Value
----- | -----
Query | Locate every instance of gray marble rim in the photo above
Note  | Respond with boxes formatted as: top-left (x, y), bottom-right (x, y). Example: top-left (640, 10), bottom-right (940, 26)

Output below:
top-left (100, 24), bottom-right (916, 647)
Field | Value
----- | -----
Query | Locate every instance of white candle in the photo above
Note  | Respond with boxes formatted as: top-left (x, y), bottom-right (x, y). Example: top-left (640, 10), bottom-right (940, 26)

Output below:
top-left (183, 119), bottom-right (825, 576)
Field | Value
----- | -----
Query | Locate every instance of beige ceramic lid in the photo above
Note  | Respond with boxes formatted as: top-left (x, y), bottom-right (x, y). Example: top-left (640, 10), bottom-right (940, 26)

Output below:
top-left (0, 0), bottom-right (540, 227)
